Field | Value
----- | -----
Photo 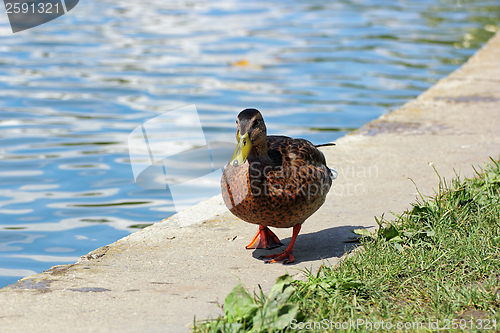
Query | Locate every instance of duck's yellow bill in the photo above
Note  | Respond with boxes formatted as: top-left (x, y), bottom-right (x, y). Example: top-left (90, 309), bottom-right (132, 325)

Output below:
top-left (230, 132), bottom-right (251, 167)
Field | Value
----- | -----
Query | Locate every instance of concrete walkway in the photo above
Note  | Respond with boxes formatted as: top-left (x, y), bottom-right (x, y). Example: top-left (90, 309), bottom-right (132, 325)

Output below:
top-left (1, 32), bottom-right (500, 333)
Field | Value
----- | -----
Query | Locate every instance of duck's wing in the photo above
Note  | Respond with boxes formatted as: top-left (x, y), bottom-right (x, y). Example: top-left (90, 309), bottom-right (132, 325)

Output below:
top-left (267, 136), bottom-right (329, 169)
top-left (266, 136), bottom-right (333, 200)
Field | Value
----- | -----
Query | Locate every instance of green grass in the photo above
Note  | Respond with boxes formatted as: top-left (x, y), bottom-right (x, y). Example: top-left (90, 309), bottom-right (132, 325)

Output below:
top-left (193, 157), bottom-right (500, 332)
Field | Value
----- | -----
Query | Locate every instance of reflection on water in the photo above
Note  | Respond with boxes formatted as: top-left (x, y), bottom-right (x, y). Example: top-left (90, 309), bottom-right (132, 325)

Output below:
top-left (0, 0), bottom-right (499, 287)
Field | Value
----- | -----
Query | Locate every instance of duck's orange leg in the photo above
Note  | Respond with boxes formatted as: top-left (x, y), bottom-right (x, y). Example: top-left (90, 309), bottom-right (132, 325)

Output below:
top-left (246, 225), bottom-right (283, 249)
top-left (261, 224), bottom-right (301, 264)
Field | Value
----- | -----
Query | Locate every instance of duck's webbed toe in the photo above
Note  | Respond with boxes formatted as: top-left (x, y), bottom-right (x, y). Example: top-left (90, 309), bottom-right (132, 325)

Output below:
top-left (246, 225), bottom-right (283, 249)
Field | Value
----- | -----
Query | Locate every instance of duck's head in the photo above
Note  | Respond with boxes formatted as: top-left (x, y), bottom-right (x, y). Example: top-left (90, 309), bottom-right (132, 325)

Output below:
top-left (230, 108), bottom-right (267, 167)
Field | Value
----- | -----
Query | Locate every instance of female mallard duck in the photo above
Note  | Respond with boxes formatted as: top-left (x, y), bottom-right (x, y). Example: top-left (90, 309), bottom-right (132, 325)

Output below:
top-left (221, 109), bottom-right (335, 264)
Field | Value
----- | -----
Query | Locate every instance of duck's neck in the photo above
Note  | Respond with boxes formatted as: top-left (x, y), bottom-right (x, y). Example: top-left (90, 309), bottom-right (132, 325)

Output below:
top-left (250, 139), bottom-right (268, 157)
top-left (248, 142), bottom-right (272, 168)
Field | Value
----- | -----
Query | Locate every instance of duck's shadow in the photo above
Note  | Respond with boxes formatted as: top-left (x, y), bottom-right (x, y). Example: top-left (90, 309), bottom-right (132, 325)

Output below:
top-left (250, 225), bottom-right (369, 265)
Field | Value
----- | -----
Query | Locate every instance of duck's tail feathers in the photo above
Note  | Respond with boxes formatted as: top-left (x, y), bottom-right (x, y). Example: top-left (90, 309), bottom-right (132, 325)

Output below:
top-left (315, 143), bottom-right (336, 148)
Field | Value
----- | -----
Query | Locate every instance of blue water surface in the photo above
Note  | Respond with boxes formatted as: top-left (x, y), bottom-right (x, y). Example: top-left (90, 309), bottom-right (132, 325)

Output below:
top-left (0, 0), bottom-right (499, 287)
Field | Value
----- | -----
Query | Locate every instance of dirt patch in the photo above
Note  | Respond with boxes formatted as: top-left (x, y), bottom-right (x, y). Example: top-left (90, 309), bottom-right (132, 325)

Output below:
top-left (457, 308), bottom-right (491, 320)
top-left (435, 96), bottom-right (500, 103)
top-left (69, 287), bottom-right (111, 292)
top-left (11, 278), bottom-right (53, 292)
top-left (79, 245), bottom-right (109, 261)
top-left (44, 264), bottom-right (75, 276)
top-left (358, 120), bottom-right (446, 136)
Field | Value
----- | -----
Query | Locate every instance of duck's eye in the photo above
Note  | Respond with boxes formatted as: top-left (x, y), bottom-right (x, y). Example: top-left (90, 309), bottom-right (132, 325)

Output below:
top-left (252, 119), bottom-right (261, 128)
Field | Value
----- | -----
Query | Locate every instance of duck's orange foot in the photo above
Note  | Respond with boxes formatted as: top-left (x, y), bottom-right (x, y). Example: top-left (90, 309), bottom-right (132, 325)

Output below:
top-left (260, 250), bottom-right (294, 264)
top-left (246, 225), bottom-right (283, 249)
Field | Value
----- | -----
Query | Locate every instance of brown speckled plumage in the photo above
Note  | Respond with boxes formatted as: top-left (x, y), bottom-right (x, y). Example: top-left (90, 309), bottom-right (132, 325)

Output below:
top-left (220, 109), bottom-right (334, 263)
top-left (222, 135), bottom-right (332, 227)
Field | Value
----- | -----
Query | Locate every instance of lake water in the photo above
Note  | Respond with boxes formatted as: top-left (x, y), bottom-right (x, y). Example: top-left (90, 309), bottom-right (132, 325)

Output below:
top-left (0, 0), bottom-right (499, 288)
